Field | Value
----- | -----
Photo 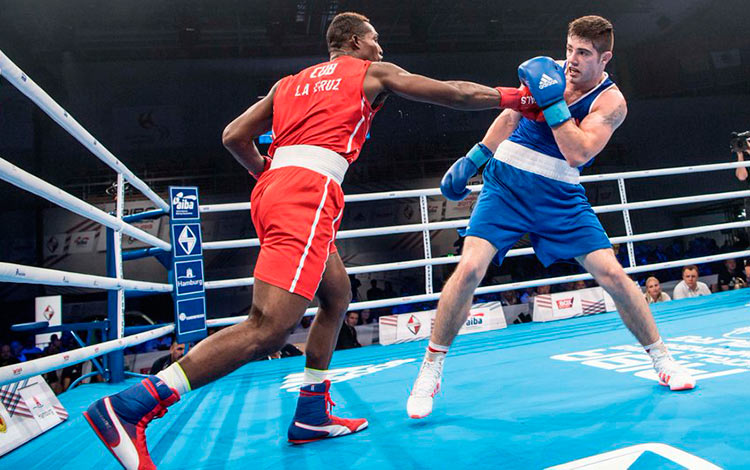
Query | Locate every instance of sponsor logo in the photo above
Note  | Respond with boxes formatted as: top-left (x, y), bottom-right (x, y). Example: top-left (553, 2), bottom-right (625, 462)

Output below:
top-left (407, 315), bottom-right (422, 335)
top-left (465, 313), bottom-right (484, 327)
top-left (0, 415), bottom-right (6, 433)
top-left (63, 354), bottom-right (70, 361)
top-left (556, 298), bottom-right (574, 309)
top-left (172, 192), bottom-right (197, 211)
top-left (73, 235), bottom-right (90, 246)
top-left (14, 268), bottom-right (25, 277)
top-left (551, 328), bottom-right (750, 384)
top-left (547, 443), bottom-right (720, 469)
top-left (12, 367), bottom-right (22, 376)
top-left (281, 358), bottom-right (415, 392)
top-left (176, 267), bottom-right (202, 287)
top-left (538, 73), bottom-right (559, 89)
top-left (178, 225), bottom-right (197, 254)
top-left (43, 305), bottom-right (55, 321)
top-left (724, 326), bottom-right (750, 342)
top-left (46, 236), bottom-right (59, 254)
top-left (178, 312), bottom-right (204, 322)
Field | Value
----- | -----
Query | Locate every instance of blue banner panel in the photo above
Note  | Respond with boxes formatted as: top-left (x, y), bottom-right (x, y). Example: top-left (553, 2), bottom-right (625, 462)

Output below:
top-left (169, 187), bottom-right (200, 221)
top-left (175, 297), bottom-right (207, 342)
top-left (171, 223), bottom-right (202, 258)
top-left (174, 259), bottom-right (205, 296)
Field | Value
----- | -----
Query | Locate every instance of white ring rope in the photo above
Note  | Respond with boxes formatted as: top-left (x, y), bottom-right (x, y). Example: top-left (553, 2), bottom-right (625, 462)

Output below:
top-left (0, 156), bottom-right (170, 251)
top-left (199, 160), bottom-right (750, 213)
top-left (0, 325), bottom-right (174, 387)
top-left (202, 219), bottom-right (750, 291)
top-left (0, 50), bottom-right (169, 212)
top-left (202, 249), bottom-right (750, 326)
top-left (0, 262), bottom-right (173, 292)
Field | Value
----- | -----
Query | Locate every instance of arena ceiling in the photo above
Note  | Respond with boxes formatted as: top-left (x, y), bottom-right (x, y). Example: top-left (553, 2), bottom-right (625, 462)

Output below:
top-left (0, 0), bottom-right (715, 61)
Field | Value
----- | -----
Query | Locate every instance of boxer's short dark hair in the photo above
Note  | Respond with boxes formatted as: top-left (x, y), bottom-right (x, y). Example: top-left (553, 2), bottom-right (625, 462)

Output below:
top-left (568, 15), bottom-right (614, 54)
top-left (327, 12), bottom-right (371, 52)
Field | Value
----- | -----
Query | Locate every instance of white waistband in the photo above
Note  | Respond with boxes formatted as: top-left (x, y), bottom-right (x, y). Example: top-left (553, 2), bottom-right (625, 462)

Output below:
top-left (494, 140), bottom-right (580, 185)
top-left (271, 145), bottom-right (348, 185)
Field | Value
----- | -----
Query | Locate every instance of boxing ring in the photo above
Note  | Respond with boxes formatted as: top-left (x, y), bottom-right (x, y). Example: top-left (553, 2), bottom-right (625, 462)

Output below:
top-left (2, 49), bottom-right (750, 469)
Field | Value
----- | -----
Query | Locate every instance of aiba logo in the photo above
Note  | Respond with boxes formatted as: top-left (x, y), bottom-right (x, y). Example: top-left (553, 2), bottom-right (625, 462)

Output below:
top-left (170, 187), bottom-right (199, 220)
top-left (556, 298), bottom-right (575, 309)
top-left (465, 313), bottom-right (484, 327)
top-left (407, 315), bottom-right (422, 335)
top-left (172, 192), bottom-right (196, 211)
top-left (12, 367), bottom-right (22, 376)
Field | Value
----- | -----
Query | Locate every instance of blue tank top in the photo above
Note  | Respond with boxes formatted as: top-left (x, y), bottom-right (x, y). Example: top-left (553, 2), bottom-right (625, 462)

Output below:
top-left (508, 70), bottom-right (615, 170)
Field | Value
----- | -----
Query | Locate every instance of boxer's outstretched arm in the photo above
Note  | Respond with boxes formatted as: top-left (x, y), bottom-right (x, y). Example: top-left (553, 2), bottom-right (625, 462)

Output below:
top-left (222, 81), bottom-right (279, 174)
top-left (365, 62), bottom-right (501, 110)
top-left (551, 88), bottom-right (627, 168)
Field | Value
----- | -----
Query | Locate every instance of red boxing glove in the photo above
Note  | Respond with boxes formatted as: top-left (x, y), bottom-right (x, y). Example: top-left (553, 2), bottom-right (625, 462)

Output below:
top-left (248, 155), bottom-right (272, 180)
top-left (496, 85), bottom-right (544, 122)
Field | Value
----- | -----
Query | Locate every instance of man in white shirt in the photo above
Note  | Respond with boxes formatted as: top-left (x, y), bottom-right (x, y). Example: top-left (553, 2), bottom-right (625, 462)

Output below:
top-left (673, 265), bottom-right (711, 299)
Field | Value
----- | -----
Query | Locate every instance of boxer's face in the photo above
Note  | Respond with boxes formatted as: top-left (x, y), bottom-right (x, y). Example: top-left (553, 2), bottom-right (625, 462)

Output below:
top-left (565, 35), bottom-right (611, 86)
top-left (353, 23), bottom-right (383, 62)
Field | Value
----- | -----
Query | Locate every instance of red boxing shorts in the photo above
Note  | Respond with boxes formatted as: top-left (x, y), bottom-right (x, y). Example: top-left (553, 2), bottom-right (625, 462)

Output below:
top-left (251, 154), bottom-right (345, 300)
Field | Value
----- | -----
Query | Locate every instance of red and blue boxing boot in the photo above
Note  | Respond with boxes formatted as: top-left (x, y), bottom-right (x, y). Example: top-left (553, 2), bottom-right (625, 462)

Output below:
top-left (287, 380), bottom-right (368, 444)
top-left (83, 376), bottom-right (180, 470)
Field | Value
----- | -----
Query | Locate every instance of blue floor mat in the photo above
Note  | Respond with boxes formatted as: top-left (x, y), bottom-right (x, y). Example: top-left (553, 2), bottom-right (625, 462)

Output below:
top-left (3, 289), bottom-right (748, 469)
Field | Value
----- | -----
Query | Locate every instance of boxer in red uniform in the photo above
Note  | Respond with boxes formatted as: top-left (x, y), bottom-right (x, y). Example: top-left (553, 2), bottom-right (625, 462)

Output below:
top-left (84, 12), bottom-right (540, 468)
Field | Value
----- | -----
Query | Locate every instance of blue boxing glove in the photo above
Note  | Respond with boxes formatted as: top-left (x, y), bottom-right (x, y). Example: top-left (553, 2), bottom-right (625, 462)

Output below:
top-left (440, 143), bottom-right (494, 201)
top-left (518, 56), bottom-right (571, 128)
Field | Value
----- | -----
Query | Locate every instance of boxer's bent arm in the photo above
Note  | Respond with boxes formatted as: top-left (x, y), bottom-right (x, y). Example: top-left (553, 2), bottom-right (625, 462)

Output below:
top-left (222, 81), bottom-right (279, 174)
top-left (481, 109), bottom-right (521, 153)
top-left (366, 62), bottom-right (500, 110)
top-left (551, 89), bottom-right (627, 168)
top-left (736, 151), bottom-right (748, 181)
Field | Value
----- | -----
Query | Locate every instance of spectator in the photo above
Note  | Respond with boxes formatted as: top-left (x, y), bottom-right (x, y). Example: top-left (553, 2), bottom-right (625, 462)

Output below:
top-left (573, 280), bottom-right (588, 290)
top-left (10, 341), bottom-right (25, 362)
top-left (0, 344), bottom-right (18, 367)
top-left (358, 309), bottom-right (373, 325)
top-left (644, 276), bottom-right (671, 304)
top-left (382, 281), bottom-right (397, 299)
top-left (61, 362), bottom-right (83, 392)
top-left (716, 258), bottom-right (747, 291)
top-left (20, 336), bottom-right (42, 361)
top-left (733, 133), bottom-right (750, 240)
top-left (519, 288), bottom-right (535, 304)
top-left (673, 265), bottom-right (711, 299)
top-left (500, 290), bottom-right (520, 306)
top-left (744, 261), bottom-right (750, 286)
top-left (42, 342), bottom-right (62, 395)
top-left (149, 336), bottom-right (186, 374)
top-left (349, 274), bottom-right (362, 301)
top-left (336, 311), bottom-right (362, 350)
top-left (367, 280), bottom-right (384, 301)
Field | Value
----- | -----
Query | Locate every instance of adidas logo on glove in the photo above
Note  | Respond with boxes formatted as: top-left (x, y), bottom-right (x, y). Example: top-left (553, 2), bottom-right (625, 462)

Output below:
top-left (538, 73), bottom-right (559, 89)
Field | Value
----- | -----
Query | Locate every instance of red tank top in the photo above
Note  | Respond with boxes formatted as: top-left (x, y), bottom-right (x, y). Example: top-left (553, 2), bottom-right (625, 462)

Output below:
top-left (269, 55), bottom-right (381, 164)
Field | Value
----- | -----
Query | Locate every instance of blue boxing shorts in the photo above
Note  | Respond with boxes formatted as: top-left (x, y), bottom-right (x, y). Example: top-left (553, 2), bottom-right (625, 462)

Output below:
top-left (464, 157), bottom-right (611, 266)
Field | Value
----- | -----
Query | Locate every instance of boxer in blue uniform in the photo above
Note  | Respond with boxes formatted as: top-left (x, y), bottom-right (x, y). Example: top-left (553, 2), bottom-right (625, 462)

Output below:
top-left (408, 15), bottom-right (696, 419)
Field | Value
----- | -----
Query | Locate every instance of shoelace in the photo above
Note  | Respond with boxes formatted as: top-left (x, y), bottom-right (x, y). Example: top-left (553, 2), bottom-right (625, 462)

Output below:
top-left (325, 393), bottom-right (336, 416)
top-left (413, 358), bottom-right (443, 397)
